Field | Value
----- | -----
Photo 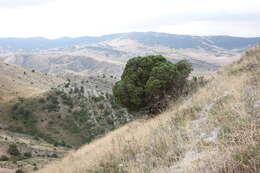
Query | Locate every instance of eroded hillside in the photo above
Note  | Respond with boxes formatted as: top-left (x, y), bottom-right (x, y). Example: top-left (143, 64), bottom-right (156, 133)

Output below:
top-left (36, 45), bottom-right (260, 173)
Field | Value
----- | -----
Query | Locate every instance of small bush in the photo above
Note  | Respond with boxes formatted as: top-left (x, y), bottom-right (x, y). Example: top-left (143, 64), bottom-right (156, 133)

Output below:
top-left (92, 96), bottom-right (105, 102)
top-left (15, 169), bottom-right (24, 173)
top-left (24, 152), bottom-right (32, 158)
top-left (44, 103), bottom-right (60, 112)
top-left (0, 155), bottom-right (9, 161)
top-left (38, 98), bottom-right (45, 103)
top-left (8, 144), bottom-right (20, 156)
top-left (50, 153), bottom-right (58, 158)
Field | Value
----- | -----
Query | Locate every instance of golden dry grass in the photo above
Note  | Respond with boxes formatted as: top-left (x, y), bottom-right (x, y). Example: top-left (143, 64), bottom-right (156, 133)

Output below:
top-left (0, 61), bottom-right (64, 103)
top-left (36, 45), bottom-right (260, 173)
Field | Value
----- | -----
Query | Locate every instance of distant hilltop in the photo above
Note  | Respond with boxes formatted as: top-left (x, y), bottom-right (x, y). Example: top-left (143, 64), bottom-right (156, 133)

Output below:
top-left (0, 32), bottom-right (260, 51)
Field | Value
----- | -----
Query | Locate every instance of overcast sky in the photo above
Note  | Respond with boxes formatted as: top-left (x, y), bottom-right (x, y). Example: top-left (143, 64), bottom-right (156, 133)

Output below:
top-left (0, 0), bottom-right (259, 38)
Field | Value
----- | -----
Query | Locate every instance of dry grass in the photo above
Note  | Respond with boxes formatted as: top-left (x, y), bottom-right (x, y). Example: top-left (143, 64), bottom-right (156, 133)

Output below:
top-left (0, 61), bottom-right (64, 103)
top-left (36, 45), bottom-right (260, 173)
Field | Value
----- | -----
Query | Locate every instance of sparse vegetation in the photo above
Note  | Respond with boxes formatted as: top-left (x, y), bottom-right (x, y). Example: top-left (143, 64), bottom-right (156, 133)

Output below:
top-left (8, 144), bottom-right (20, 156)
top-left (15, 169), bottom-right (24, 173)
top-left (24, 152), bottom-right (32, 158)
top-left (34, 46), bottom-right (260, 173)
top-left (0, 155), bottom-right (9, 161)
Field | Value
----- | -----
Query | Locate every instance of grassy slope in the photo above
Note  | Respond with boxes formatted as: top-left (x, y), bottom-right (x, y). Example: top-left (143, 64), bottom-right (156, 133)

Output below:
top-left (0, 62), bottom-right (132, 172)
top-left (36, 45), bottom-right (260, 173)
top-left (1, 87), bottom-right (132, 148)
top-left (0, 61), bottom-right (64, 103)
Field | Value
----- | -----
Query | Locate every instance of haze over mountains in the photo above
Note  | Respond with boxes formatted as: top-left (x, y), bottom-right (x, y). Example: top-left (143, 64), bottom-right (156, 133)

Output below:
top-left (1, 32), bottom-right (260, 51)
top-left (1, 32), bottom-right (260, 77)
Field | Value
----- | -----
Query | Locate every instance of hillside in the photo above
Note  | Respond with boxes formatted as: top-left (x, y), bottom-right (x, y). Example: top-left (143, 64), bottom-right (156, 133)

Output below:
top-left (36, 45), bottom-right (260, 173)
top-left (0, 62), bottom-right (133, 172)
top-left (0, 61), bottom-right (64, 103)
top-left (0, 63), bottom-right (68, 173)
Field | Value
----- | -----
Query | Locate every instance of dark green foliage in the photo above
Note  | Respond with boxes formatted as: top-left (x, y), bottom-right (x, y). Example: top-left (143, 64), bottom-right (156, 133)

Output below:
top-left (61, 93), bottom-right (73, 107)
top-left (50, 153), bottom-right (58, 158)
top-left (54, 141), bottom-right (67, 147)
top-left (24, 152), bottom-right (32, 158)
top-left (0, 155), bottom-right (9, 161)
top-left (15, 169), bottom-right (24, 173)
top-left (44, 103), bottom-right (60, 112)
top-left (38, 98), bottom-right (45, 103)
top-left (46, 94), bottom-right (59, 105)
top-left (11, 99), bottom-right (33, 121)
top-left (64, 82), bottom-right (70, 88)
top-left (92, 95), bottom-right (105, 102)
top-left (113, 55), bottom-right (192, 111)
top-left (8, 144), bottom-right (20, 156)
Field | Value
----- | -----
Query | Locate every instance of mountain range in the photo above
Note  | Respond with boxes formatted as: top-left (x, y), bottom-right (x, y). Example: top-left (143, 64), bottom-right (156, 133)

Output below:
top-left (1, 32), bottom-right (259, 78)
top-left (0, 32), bottom-right (260, 51)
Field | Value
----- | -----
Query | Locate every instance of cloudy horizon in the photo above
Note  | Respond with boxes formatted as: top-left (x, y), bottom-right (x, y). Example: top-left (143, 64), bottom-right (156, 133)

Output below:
top-left (0, 0), bottom-right (259, 38)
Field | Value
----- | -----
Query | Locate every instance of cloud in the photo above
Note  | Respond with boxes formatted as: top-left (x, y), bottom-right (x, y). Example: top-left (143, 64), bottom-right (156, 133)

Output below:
top-left (135, 12), bottom-right (260, 28)
top-left (0, 0), bottom-right (55, 8)
top-left (121, 11), bottom-right (260, 37)
top-left (0, 0), bottom-right (259, 37)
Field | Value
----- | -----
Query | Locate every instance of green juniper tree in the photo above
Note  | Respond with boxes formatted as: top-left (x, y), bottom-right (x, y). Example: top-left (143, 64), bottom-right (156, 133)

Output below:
top-left (113, 55), bottom-right (192, 113)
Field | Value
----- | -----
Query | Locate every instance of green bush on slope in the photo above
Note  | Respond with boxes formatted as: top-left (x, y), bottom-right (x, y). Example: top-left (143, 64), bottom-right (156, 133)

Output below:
top-left (113, 55), bottom-right (192, 112)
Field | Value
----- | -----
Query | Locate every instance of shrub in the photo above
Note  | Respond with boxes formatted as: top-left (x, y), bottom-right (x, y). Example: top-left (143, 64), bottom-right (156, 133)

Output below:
top-left (92, 96), bottom-right (105, 102)
top-left (15, 169), bottom-right (24, 173)
top-left (45, 103), bottom-right (60, 112)
top-left (50, 153), bottom-right (58, 158)
top-left (0, 155), bottom-right (9, 161)
top-left (24, 152), bottom-right (32, 158)
top-left (61, 93), bottom-right (73, 107)
top-left (38, 98), bottom-right (45, 103)
top-left (8, 144), bottom-right (20, 156)
top-left (113, 55), bottom-right (192, 112)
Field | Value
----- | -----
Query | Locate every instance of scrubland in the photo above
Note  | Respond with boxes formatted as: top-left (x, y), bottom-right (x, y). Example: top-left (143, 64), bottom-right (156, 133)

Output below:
top-left (36, 45), bottom-right (260, 173)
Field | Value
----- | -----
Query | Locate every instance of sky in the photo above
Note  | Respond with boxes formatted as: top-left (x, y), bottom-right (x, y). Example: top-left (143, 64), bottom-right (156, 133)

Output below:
top-left (0, 0), bottom-right (259, 38)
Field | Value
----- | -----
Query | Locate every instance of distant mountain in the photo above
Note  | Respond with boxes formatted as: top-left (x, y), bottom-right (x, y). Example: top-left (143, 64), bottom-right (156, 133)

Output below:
top-left (1, 32), bottom-right (258, 77)
top-left (0, 32), bottom-right (260, 51)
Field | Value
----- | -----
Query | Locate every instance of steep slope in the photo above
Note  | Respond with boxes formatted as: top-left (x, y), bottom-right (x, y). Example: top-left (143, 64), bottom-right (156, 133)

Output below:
top-left (0, 62), bottom-right (132, 172)
top-left (0, 130), bottom-right (68, 173)
top-left (36, 45), bottom-right (260, 173)
top-left (0, 63), bottom-right (68, 173)
top-left (0, 61), bottom-right (64, 103)
top-left (2, 52), bottom-right (123, 77)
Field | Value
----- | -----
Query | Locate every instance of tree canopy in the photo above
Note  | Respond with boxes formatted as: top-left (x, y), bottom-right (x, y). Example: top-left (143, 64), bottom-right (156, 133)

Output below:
top-left (113, 55), bottom-right (192, 112)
